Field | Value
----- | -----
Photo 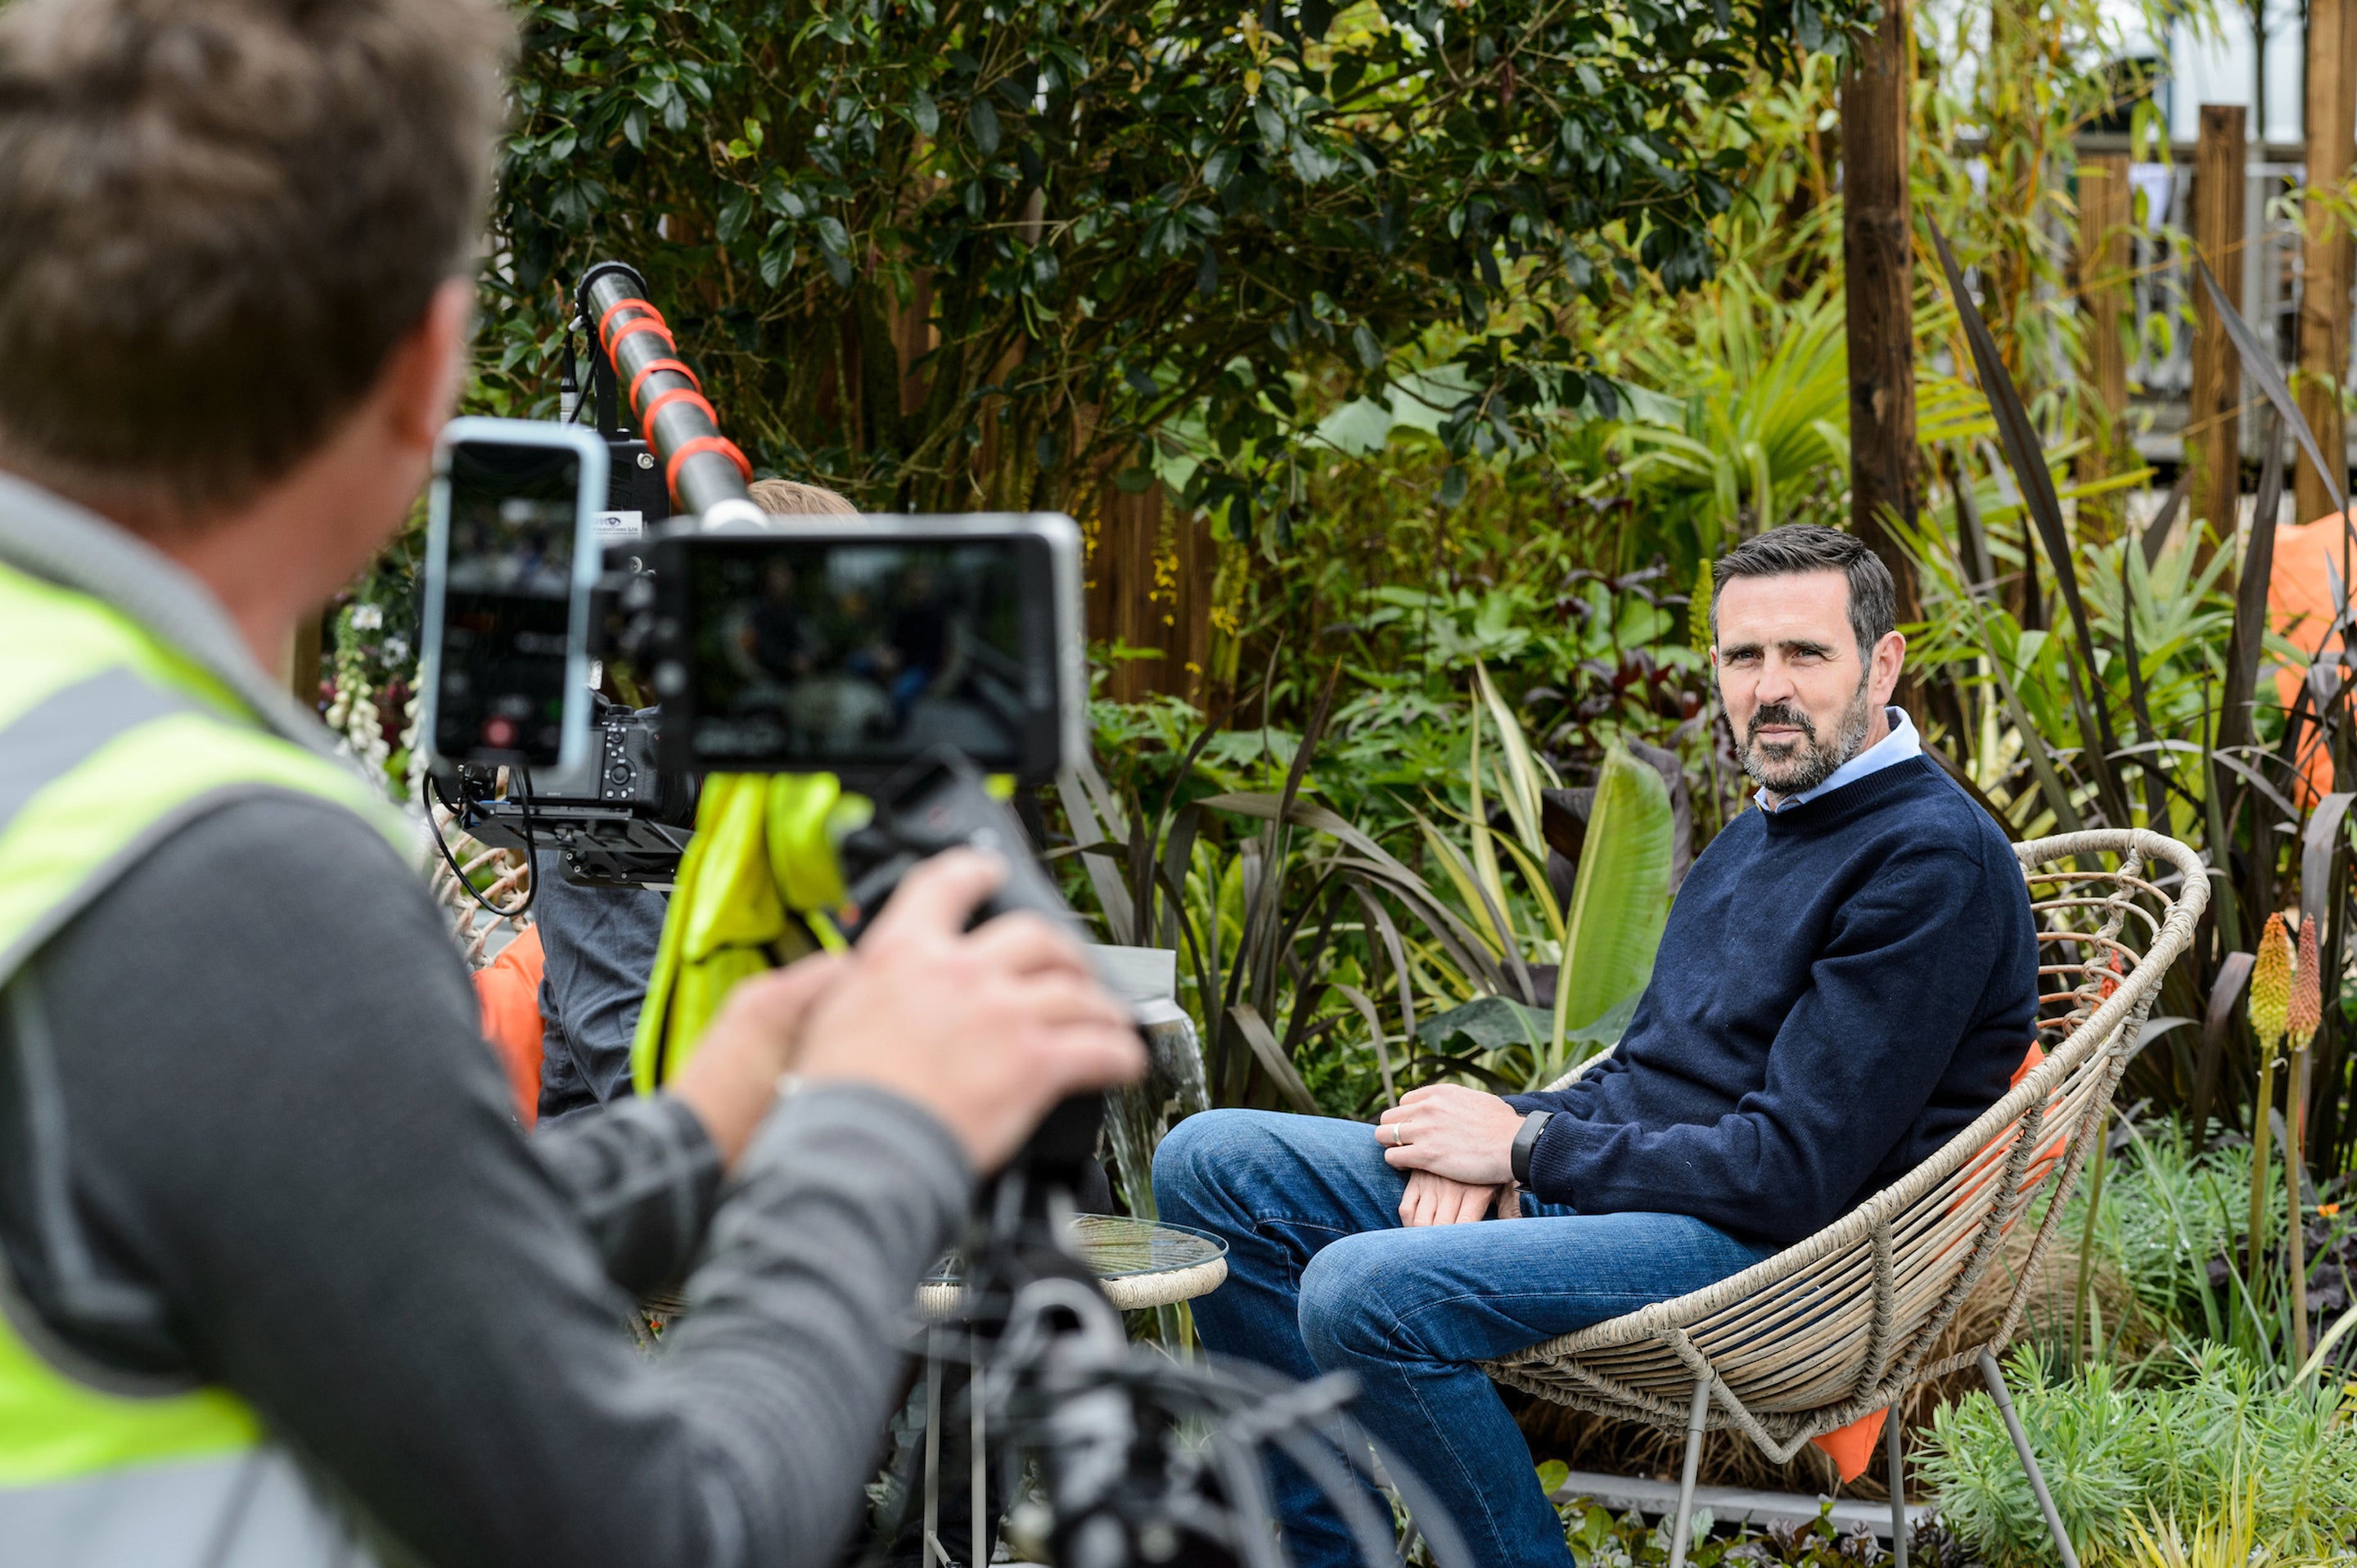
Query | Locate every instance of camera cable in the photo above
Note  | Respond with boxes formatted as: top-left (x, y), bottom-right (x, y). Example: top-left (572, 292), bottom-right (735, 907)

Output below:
top-left (927, 1228), bottom-right (1474, 1568)
top-left (421, 768), bottom-right (539, 920)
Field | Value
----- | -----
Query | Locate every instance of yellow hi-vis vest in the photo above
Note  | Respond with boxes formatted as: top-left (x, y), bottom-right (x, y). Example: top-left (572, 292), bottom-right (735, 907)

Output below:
top-left (0, 557), bottom-right (405, 1565)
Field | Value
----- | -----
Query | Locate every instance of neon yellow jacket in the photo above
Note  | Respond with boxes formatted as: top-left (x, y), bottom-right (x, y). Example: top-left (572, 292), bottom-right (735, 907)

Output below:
top-left (0, 479), bottom-right (403, 1565)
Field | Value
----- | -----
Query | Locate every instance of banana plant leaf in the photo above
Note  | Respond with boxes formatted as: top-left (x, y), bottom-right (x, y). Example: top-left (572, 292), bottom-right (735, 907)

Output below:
top-left (1555, 741), bottom-right (1673, 1034)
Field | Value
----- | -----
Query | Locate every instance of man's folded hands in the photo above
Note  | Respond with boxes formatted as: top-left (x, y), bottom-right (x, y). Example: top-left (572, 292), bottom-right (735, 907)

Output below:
top-left (1377, 1084), bottom-right (1526, 1226)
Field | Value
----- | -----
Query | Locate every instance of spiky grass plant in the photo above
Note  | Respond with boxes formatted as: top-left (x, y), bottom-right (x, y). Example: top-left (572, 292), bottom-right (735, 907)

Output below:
top-left (2122, 1480), bottom-right (2269, 1568)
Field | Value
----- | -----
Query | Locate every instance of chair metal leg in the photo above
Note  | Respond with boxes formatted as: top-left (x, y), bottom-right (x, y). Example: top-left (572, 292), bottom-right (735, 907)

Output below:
top-left (1667, 1377), bottom-right (1710, 1568)
top-left (1976, 1352), bottom-right (2080, 1568)
top-left (1885, 1395), bottom-right (1909, 1568)
top-left (923, 1329), bottom-right (946, 1566)
top-left (970, 1349), bottom-right (987, 1568)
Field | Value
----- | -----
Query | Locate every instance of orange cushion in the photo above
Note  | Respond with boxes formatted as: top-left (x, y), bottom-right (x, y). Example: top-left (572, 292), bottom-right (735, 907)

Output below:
top-left (2004, 1039), bottom-right (2068, 1197)
top-left (2268, 514), bottom-right (2349, 806)
top-left (1810, 1406), bottom-right (1886, 1482)
top-left (2012, 1040), bottom-right (2046, 1088)
top-left (472, 926), bottom-right (546, 1127)
top-left (1947, 1041), bottom-right (2066, 1218)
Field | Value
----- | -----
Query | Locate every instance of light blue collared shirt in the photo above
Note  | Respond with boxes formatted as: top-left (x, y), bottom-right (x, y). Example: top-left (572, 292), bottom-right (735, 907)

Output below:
top-left (1755, 706), bottom-right (1921, 813)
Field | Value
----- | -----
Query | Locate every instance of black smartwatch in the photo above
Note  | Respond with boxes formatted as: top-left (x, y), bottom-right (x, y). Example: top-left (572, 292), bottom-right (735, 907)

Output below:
top-left (1510, 1110), bottom-right (1555, 1187)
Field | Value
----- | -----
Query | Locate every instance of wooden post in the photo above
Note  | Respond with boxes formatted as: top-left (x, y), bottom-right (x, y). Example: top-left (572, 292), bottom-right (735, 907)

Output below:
top-left (2300, 0), bottom-right (2357, 526)
top-left (1086, 476), bottom-right (1166, 705)
top-left (2077, 155), bottom-right (2134, 538)
top-left (1084, 475), bottom-right (1216, 707)
top-left (2191, 104), bottom-right (2249, 561)
top-left (1840, 0), bottom-right (1924, 650)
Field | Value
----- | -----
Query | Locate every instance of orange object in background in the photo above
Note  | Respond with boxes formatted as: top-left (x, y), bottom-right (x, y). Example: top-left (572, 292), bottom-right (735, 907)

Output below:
top-left (472, 926), bottom-right (546, 1126)
top-left (2269, 513), bottom-right (2356, 804)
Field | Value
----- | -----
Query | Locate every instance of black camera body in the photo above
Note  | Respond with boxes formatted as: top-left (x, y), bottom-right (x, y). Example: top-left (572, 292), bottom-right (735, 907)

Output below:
top-left (449, 696), bottom-right (697, 886)
top-left (602, 435), bottom-right (668, 522)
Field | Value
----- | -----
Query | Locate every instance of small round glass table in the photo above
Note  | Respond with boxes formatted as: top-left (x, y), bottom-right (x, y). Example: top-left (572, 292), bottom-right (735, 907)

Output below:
top-left (915, 1213), bottom-right (1227, 1321)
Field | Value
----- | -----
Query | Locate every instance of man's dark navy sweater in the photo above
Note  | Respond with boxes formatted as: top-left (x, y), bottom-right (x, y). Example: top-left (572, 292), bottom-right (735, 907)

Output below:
top-left (1503, 754), bottom-right (2038, 1248)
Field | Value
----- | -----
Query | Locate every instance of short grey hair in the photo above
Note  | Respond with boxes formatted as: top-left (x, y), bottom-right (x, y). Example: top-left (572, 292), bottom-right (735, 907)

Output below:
top-left (1708, 525), bottom-right (1896, 659)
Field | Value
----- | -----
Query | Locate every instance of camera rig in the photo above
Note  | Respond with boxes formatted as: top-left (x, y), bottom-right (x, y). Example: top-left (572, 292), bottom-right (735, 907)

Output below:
top-left (437, 261), bottom-right (759, 888)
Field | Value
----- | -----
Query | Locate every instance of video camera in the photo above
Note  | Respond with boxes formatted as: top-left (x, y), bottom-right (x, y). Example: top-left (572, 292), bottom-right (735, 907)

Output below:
top-left (419, 258), bottom-right (1097, 1157)
top-left (421, 262), bottom-right (1083, 892)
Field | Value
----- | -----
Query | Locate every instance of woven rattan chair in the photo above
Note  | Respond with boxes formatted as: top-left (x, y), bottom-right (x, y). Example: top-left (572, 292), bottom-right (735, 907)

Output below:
top-left (1484, 829), bottom-right (2205, 1568)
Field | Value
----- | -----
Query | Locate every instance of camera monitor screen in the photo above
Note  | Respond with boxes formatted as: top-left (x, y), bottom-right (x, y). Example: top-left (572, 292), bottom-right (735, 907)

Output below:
top-left (661, 518), bottom-right (1079, 782)
top-left (425, 427), bottom-right (601, 768)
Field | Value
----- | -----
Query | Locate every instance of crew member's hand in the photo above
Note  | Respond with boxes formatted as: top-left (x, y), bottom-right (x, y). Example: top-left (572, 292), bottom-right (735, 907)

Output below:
top-left (1377, 1083), bottom-right (1524, 1186)
top-left (674, 953), bottom-right (849, 1167)
top-left (795, 849), bottom-right (1144, 1171)
top-left (1398, 1169), bottom-right (1502, 1227)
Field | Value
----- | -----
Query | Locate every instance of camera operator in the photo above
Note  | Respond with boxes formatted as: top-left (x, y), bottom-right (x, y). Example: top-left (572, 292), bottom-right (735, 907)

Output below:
top-left (0, 2), bottom-right (1141, 1565)
top-left (534, 476), bottom-right (862, 1126)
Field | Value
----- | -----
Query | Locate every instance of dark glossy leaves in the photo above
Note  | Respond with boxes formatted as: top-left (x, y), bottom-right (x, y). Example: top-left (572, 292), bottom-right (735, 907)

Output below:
top-left (487, 0), bottom-right (1876, 516)
top-left (1928, 215), bottom-right (2129, 827)
top-left (965, 96), bottom-right (1000, 157)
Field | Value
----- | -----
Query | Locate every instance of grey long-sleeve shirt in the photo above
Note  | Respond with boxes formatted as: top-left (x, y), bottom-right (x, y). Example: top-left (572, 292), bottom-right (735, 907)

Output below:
top-left (0, 792), bottom-right (971, 1566)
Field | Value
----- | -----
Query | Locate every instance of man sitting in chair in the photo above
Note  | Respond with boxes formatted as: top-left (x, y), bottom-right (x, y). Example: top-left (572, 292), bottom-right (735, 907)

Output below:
top-left (1156, 524), bottom-right (2038, 1568)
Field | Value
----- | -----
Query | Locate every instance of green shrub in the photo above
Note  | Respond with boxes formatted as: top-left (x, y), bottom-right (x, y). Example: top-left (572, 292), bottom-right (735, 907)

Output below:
top-left (1919, 1346), bottom-right (2357, 1566)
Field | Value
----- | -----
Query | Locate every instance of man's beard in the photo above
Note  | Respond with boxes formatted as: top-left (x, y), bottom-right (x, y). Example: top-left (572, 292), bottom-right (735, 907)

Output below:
top-left (1740, 677), bottom-right (1875, 797)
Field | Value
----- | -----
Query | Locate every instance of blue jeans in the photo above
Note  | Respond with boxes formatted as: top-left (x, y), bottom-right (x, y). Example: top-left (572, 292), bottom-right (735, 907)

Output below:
top-left (528, 849), bottom-right (668, 1124)
top-left (1154, 1109), bottom-right (1773, 1568)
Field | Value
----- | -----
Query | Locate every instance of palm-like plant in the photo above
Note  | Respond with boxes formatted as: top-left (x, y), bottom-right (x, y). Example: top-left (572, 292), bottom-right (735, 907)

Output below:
top-left (1596, 268), bottom-right (1850, 561)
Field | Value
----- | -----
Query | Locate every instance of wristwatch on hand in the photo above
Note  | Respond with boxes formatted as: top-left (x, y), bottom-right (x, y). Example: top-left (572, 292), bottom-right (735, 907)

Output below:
top-left (1510, 1109), bottom-right (1555, 1187)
